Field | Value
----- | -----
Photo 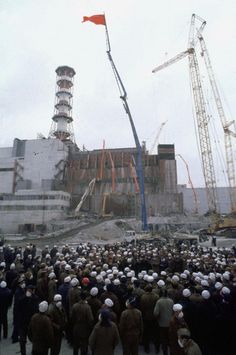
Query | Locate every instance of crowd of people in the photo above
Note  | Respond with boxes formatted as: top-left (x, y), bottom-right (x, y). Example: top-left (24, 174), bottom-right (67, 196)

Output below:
top-left (0, 239), bottom-right (236, 355)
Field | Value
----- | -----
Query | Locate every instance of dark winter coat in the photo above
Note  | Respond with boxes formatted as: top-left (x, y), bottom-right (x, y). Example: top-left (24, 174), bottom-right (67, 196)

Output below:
top-left (36, 275), bottom-right (48, 301)
top-left (0, 286), bottom-right (12, 317)
top-left (71, 300), bottom-right (94, 347)
top-left (140, 291), bottom-right (159, 321)
top-left (18, 294), bottom-right (39, 329)
top-left (58, 282), bottom-right (71, 314)
top-left (196, 298), bottom-right (217, 352)
top-left (5, 269), bottom-right (18, 289)
top-left (119, 308), bottom-right (143, 341)
top-left (68, 286), bottom-right (81, 314)
top-left (169, 316), bottom-right (187, 355)
top-left (87, 296), bottom-right (102, 323)
top-left (89, 321), bottom-right (119, 355)
top-left (48, 303), bottom-right (66, 335)
top-left (48, 279), bottom-right (57, 304)
top-left (28, 312), bottom-right (54, 352)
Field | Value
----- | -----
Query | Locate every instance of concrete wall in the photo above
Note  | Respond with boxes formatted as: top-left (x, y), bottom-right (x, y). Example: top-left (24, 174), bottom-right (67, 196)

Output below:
top-left (22, 139), bottom-right (68, 190)
top-left (0, 190), bottom-right (71, 233)
top-left (146, 192), bottom-right (183, 215)
top-left (0, 147), bottom-right (12, 158)
top-left (0, 139), bottom-right (69, 194)
top-left (178, 185), bottom-right (231, 214)
top-left (66, 145), bottom-right (182, 216)
top-left (0, 157), bottom-right (15, 193)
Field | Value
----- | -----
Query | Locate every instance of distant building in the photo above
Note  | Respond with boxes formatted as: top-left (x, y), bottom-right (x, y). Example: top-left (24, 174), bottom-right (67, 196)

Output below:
top-left (0, 138), bottom-right (70, 233)
top-left (178, 184), bottom-right (231, 214)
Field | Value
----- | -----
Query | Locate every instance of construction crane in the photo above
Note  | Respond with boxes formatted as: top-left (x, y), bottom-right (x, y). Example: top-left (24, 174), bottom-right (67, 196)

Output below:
top-left (150, 120), bottom-right (168, 154)
top-left (152, 14), bottom-right (218, 215)
top-left (75, 178), bottom-right (96, 216)
top-left (176, 154), bottom-right (198, 214)
top-left (197, 32), bottom-right (236, 212)
top-left (108, 151), bottom-right (116, 193)
top-left (104, 20), bottom-right (148, 230)
top-left (130, 155), bottom-right (140, 193)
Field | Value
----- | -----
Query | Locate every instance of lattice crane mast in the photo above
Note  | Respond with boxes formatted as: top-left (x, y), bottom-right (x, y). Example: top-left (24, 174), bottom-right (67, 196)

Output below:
top-left (152, 14), bottom-right (218, 214)
top-left (150, 120), bottom-right (168, 154)
top-left (197, 32), bottom-right (236, 212)
top-left (176, 154), bottom-right (198, 214)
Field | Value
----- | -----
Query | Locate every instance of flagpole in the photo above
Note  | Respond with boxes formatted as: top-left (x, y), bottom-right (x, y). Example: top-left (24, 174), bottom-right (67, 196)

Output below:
top-left (104, 13), bottom-right (111, 53)
top-left (102, 16), bottom-right (148, 230)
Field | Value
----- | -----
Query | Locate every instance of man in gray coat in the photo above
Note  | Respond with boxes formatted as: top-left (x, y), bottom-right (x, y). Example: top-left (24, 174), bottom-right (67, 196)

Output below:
top-left (154, 288), bottom-right (174, 355)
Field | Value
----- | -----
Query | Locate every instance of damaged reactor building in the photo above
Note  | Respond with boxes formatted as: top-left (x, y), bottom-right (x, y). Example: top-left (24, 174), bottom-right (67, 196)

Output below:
top-left (0, 66), bottom-right (183, 234)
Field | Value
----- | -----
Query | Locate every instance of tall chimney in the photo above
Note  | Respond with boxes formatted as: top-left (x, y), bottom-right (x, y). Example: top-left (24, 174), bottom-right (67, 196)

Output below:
top-left (49, 65), bottom-right (76, 141)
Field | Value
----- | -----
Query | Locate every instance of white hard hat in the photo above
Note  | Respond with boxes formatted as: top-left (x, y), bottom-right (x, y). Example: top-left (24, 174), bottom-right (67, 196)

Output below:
top-left (221, 286), bottom-right (231, 295)
top-left (202, 290), bottom-right (210, 299)
top-left (54, 294), bottom-right (62, 302)
top-left (157, 280), bottom-right (165, 287)
top-left (104, 298), bottom-right (114, 307)
top-left (0, 281), bottom-right (7, 288)
top-left (71, 278), bottom-right (79, 287)
top-left (39, 301), bottom-right (48, 313)
top-left (173, 304), bottom-right (183, 312)
top-left (48, 272), bottom-right (56, 279)
top-left (182, 289), bottom-right (191, 298)
top-left (90, 287), bottom-right (98, 296)
top-left (64, 276), bottom-right (71, 283)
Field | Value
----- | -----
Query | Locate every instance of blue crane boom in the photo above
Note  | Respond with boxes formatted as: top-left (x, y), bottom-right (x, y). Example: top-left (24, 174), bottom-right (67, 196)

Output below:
top-left (104, 22), bottom-right (148, 230)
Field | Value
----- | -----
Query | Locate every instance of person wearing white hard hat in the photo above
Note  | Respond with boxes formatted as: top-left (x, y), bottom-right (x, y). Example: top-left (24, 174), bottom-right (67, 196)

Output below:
top-left (99, 298), bottom-right (118, 324)
top-left (48, 272), bottom-right (57, 304)
top-left (5, 263), bottom-right (18, 289)
top-left (28, 301), bottom-right (54, 355)
top-left (194, 289), bottom-right (217, 355)
top-left (68, 278), bottom-right (80, 315)
top-left (48, 294), bottom-right (66, 355)
top-left (100, 283), bottom-right (121, 316)
top-left (87, 288), bottom-right (102, 325)
top-left (58, 276), bottom-right (72, 317)
top-left (169, 303), bottom-right (188, 355)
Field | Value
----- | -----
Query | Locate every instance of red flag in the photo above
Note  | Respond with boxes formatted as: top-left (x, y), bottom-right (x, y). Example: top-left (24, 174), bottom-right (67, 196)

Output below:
top-left (82, 14), bottom-right (106, 26)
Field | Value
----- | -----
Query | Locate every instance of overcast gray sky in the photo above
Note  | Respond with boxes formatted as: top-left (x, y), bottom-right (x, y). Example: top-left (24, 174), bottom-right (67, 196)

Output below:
top-left (0, 0), bottom-right (236, 188)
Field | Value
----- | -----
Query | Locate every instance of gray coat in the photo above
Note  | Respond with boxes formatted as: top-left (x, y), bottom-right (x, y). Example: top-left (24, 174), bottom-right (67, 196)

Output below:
top-left (154, 296), bottom-right (174, 327)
